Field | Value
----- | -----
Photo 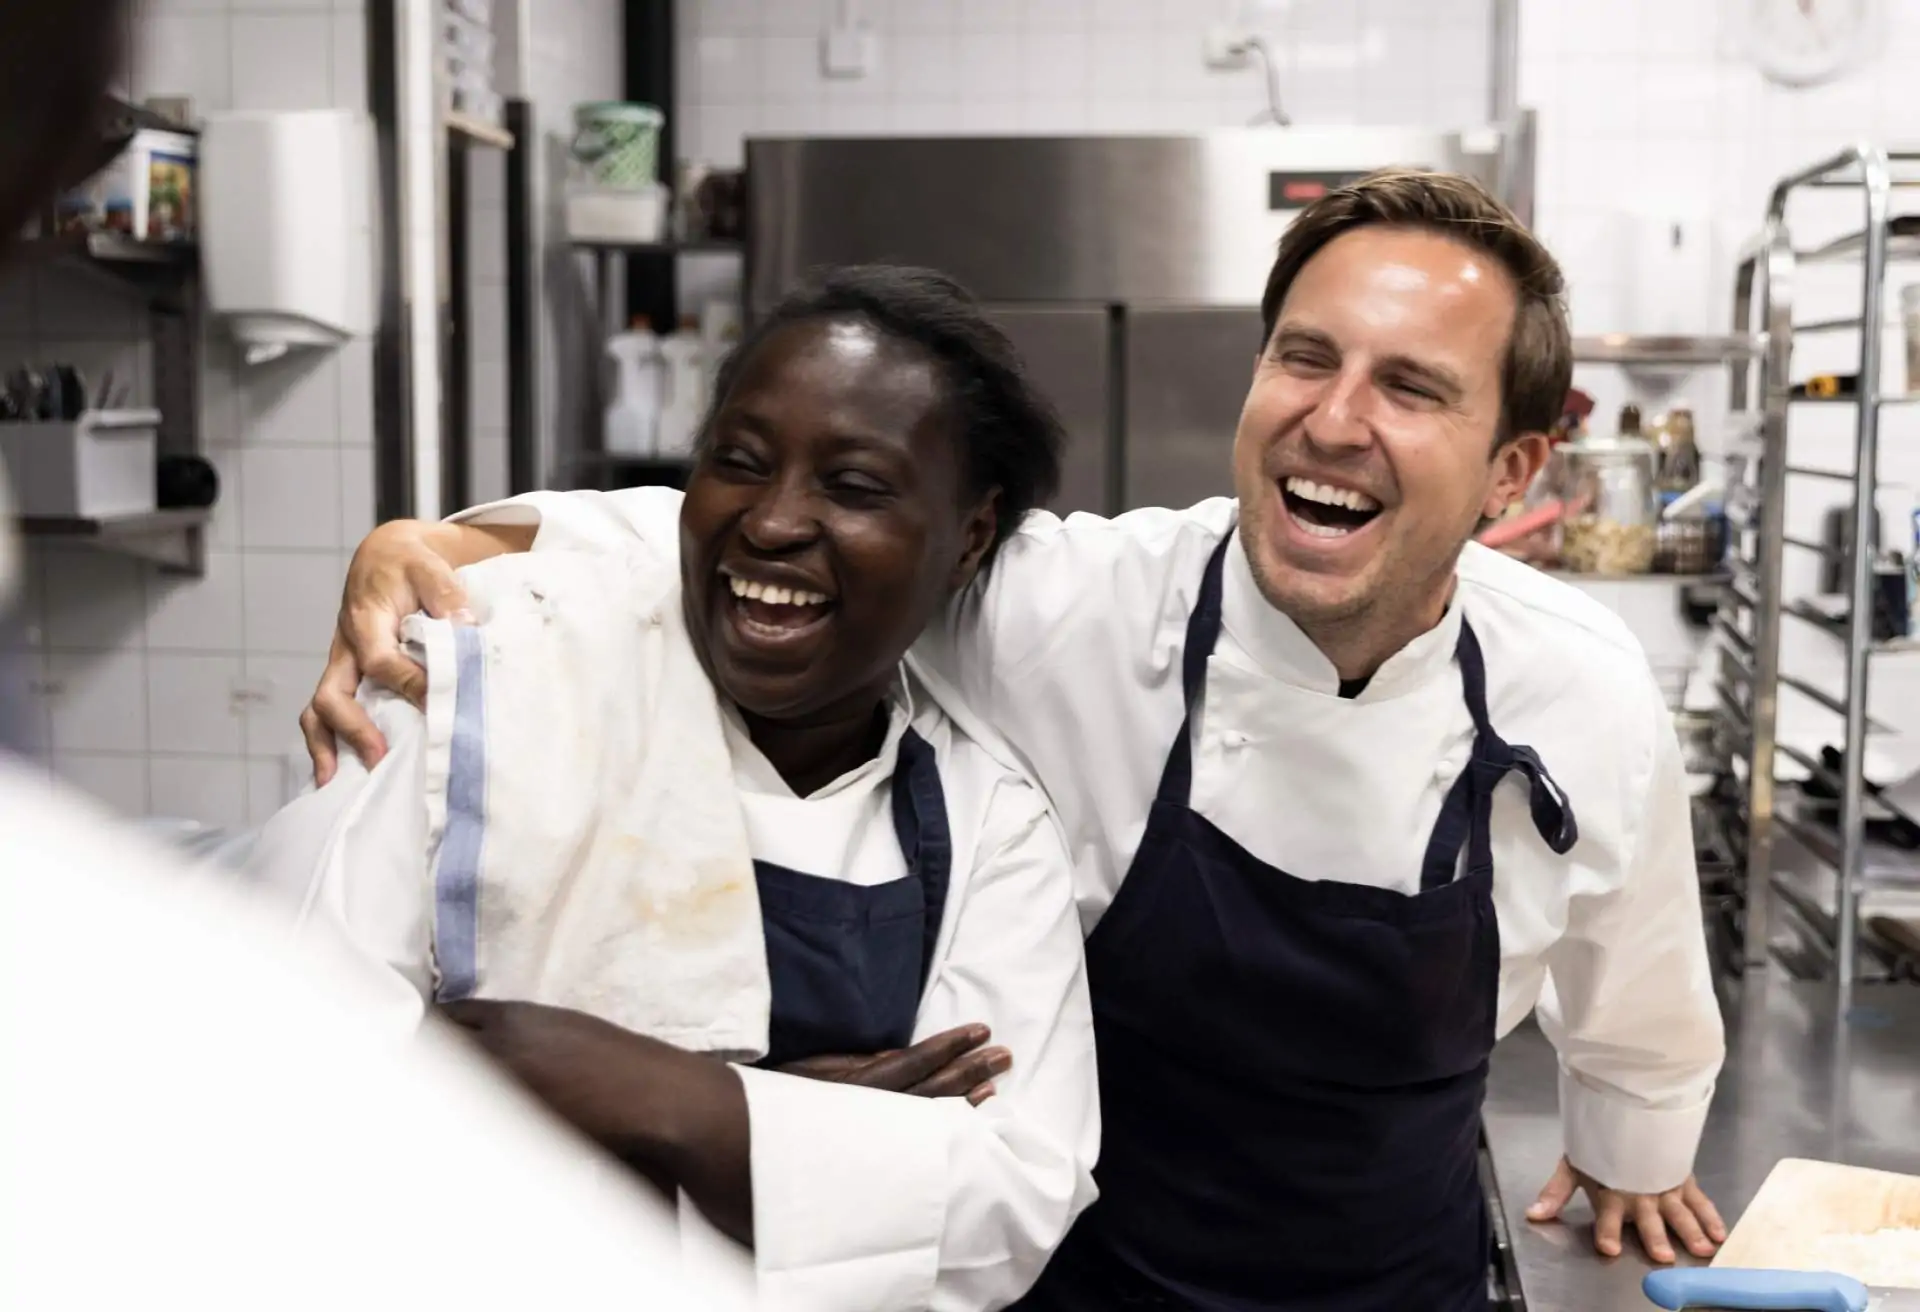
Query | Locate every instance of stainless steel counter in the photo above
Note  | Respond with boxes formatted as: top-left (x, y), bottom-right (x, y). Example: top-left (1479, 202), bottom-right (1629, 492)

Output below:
top-left (1482, 974), bottom-right (1920, 1310)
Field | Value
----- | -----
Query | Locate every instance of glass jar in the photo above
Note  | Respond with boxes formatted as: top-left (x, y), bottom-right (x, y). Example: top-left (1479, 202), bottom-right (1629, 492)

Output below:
top-left (1655, 512), bottom-right (1720, 575)
top-left (1560, 430), bottom-right (1658, 575)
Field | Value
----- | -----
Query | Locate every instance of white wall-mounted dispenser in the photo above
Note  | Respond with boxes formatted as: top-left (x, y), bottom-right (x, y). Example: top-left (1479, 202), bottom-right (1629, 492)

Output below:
top-left (200, 110), bottom-right (375, 365)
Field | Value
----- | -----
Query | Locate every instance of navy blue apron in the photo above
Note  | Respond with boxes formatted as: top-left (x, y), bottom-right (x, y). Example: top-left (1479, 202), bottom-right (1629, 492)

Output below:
top-left (754, 726), bottom-right (955, 1067)
top-left (1018, 533), bottom-right (1576, 1311)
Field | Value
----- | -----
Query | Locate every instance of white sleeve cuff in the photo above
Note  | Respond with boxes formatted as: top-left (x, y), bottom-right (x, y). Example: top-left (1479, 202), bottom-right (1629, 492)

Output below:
top-left (735, 1065), bottom-right (963, 1312)
top-left (1559, 1064), bottom-right (1713, 1195)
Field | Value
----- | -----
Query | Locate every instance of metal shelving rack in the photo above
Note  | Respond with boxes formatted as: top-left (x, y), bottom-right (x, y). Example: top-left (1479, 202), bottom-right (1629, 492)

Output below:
top-left (1715, 145), bottom-right (1920, 1002)
top-left (1566, 332), bottom-right (1763, 979)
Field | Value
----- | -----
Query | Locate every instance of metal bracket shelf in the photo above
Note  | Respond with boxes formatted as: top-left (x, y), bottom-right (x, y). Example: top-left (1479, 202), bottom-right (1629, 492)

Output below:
top-left (1570, 333), bottom-right (1763, 366)
top-left (10, 231), bottom-right (208, 575)
top-left (445, 113), bottom-right (514, 151)
top-left (16, 507), bottom-right (210, 575)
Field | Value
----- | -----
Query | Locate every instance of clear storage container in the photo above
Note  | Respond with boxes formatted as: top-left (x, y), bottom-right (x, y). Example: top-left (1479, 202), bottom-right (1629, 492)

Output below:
top-left (1560, 406), bottom-right (1658, 575)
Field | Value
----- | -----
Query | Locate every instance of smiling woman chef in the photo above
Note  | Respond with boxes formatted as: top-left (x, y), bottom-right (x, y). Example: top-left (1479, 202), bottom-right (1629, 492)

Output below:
top-left (306, 171), bottom-right (1728, 1310)
top-left (258, 267), bottom-right (1097, 1312)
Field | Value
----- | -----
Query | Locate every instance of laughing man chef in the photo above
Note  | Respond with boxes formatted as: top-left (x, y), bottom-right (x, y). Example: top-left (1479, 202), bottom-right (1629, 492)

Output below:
top-left (304, 169), bottom-right (1728, 1310)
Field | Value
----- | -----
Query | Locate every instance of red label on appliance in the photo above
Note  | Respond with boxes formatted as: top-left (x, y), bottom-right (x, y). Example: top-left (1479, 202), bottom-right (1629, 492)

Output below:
top-left (1268, 171), bottom-right (1367, 210)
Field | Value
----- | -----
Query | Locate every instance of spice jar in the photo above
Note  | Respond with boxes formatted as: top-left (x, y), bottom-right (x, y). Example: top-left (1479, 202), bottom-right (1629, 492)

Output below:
top-left (1561, 404), bottom-right (1658, 575)
top-left (1655, 510), bottom-right (1720, 574)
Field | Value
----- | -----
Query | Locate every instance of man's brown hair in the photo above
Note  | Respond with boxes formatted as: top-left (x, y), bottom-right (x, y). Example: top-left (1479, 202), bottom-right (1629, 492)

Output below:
top-left (1259, 167), bottom-right (1573, 446)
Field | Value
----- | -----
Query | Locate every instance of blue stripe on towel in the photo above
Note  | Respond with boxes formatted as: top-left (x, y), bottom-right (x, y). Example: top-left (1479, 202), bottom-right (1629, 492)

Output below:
top-left (432, 625), bottom-right (487, 1001)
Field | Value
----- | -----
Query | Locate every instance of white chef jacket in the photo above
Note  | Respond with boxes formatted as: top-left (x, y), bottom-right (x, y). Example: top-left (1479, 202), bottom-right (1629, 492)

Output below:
top-left (254, 605), bottom-right (1099, 1311)
top-left (0, 759), bottom-right (745, 1312)
top-left (480, 487), bottom-right (1725, 1199)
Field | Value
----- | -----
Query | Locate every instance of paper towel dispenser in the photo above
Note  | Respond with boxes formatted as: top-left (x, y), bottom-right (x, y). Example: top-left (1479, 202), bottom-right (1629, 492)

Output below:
top-left (200, 110), bottom-right (375, 365)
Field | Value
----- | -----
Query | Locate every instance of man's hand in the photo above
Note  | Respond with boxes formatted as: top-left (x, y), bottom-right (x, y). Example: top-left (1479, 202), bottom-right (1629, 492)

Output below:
top-left (301, 519), bottom-right (529, 786)
top-left (1527, 1156), bottom-right (1727, 1263)
top-left (779, 1023), bottom-right (1011, 1106)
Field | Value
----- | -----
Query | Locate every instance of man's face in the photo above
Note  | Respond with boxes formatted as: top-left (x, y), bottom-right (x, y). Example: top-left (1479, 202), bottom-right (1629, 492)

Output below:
top-left (1232, 225), bottom-right (1545, 631)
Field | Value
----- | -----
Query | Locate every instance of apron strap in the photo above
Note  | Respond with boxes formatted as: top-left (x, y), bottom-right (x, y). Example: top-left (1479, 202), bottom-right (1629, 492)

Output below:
top-left (891, 726), bottom-right (954, 995)
top-left (1419, 621), bottom-right (1579, 889)
top-left (1154, 531), bottom-right (1236, 810)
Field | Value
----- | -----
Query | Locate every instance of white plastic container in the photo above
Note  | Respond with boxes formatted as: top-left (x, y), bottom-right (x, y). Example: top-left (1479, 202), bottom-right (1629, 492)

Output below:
top-left (566, 183), bottom-right (668, 244)
top-left (0, 409), bottom-right (161, 519)
top-left (655, 324), bottom-right (707, 458)
top-left (604, 322), bottom-right (662, 456)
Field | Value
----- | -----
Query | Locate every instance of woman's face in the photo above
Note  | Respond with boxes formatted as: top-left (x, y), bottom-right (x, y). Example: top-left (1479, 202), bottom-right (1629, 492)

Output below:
top-left (680, 316), bottom-right (996, 722)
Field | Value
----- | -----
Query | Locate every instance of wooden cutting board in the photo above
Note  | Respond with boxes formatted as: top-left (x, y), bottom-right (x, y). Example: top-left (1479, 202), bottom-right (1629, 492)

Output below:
top-left (1715, 1158), bottom-right (1920, 1279)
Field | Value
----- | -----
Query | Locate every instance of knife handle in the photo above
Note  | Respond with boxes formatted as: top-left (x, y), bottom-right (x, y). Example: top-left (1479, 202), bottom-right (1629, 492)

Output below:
top-left (1643, 1268), bottom-right (1870, 1311)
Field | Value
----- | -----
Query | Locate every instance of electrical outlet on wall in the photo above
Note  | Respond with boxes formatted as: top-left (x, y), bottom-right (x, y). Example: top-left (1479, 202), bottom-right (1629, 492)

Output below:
top-left (821, 23), bottom-right (877, 79)
top-left (1204, 24), bottom-right (1253, 70)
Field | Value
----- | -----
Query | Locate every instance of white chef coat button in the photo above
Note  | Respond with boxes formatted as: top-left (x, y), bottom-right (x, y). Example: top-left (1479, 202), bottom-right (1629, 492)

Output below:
top-left (1435, 753), bottom-right (1468, 783)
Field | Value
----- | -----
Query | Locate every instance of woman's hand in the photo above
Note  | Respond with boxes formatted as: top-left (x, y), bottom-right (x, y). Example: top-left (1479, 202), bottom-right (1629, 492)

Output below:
top-left (780, 1023), bottom-right (1012, 1106)
top-left (441, 999), bottom-right (752, 1239)
top-left (1527, 1156), bottom-right (1727, 1263)
top-left (301, 520), bottom-right (529, 785)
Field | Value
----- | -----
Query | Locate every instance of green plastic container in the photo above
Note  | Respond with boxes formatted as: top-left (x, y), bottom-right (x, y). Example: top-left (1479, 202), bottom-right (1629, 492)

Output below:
top-left (570, 102), bottom-right (665, 190)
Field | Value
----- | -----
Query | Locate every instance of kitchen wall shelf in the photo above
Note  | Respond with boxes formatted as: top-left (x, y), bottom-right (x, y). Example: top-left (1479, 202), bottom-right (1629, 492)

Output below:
top-left (17, 507), bottom-right (210, 575)
top-left (1571, 333), bottom-right (1764, 366)
top-left (571, 238), bottom-right (741, 255)
top-left (445, 112), bottom-right (514, 151)
top-left (21, 233), bottom-right (197, 271)
top-left (8, 228), bottom-right (207, 575)
top-left (1711, 143), bottom-right (1920, 1001)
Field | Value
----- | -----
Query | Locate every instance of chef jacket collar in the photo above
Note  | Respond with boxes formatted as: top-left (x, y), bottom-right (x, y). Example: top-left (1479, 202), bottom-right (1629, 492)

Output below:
top-left (1219, 527), bottom-right (1464, 704)
top-left (723, 668), bottom-right (916, 800)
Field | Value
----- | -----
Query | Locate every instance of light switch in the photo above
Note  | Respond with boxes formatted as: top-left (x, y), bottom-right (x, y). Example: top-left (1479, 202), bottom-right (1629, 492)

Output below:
top-left (821, 24), bottom-right (877, 79)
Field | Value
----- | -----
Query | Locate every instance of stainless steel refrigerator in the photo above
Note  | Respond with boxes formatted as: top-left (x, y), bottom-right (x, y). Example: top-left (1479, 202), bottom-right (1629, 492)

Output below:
top-left (744, 125), bottom-right (1534, 516)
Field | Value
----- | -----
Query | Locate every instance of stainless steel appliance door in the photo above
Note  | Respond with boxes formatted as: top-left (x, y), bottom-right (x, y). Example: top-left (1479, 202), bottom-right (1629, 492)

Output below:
top-left (986, 305), bottom-right (1112, 518)
top-left (1122, 307), bottom-right (1265, 512)
top-left (746, 130), bottom-right (1509, 311)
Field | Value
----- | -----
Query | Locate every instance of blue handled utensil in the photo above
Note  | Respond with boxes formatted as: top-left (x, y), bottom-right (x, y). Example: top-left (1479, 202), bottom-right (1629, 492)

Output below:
top-left (1645, 1267), bottom-right (1897, 1311)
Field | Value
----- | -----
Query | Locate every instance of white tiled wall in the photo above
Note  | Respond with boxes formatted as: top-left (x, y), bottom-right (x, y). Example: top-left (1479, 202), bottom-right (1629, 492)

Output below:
top-left (671, 0), bottom-right (1495, 308)
top-left (675, 0), bottom-right (1493, 162)
top-left (2, 0), bottom-right (379, 828)
top-left (1521, 0), bottom-right (1920, 754)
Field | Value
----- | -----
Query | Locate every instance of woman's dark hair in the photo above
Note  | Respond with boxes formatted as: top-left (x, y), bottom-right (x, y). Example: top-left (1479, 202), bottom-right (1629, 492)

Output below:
top-left (700, 264), bottom-right (1065, 566)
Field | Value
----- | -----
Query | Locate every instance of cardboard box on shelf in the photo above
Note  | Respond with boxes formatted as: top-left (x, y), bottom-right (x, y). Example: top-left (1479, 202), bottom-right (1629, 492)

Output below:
top-left (55, 129), bottom-right (198, 244)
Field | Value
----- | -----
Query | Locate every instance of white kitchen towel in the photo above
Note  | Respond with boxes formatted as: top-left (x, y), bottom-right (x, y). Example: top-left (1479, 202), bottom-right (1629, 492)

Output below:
top-left (410, 545), bottom-right (769, 1061)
